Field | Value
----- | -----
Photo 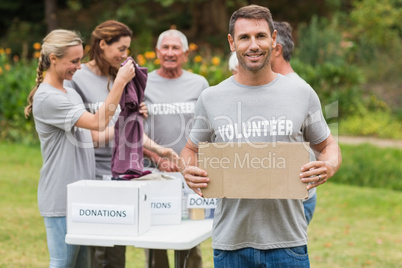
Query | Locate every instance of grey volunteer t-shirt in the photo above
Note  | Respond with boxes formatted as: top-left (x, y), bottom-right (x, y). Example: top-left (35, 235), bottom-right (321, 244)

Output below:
top-left (144, 69), bottom-right (209, 155)
top-left (189, 74), bottom-right (330, 251)
top-left (285, 72), bottom-right (317, 200)
top-left (33, 83), bottom-right (95, 217)
top-left (65, 64), bottom-right (120, 178)
top-left (286, 72), bottom-right (306, 83)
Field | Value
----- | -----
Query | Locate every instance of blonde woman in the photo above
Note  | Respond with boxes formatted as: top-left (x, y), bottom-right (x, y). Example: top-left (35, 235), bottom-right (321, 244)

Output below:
top-left (25, 29), bottom-right (177, 267)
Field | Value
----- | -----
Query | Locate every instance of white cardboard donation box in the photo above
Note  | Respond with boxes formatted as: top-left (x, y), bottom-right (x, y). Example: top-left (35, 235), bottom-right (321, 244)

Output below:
top-left (67, 180), bottom-right (152, 237)
top-left (135, 173), bottom-right (182, 226)
top-left (187, 194), bottom-right (218, 210)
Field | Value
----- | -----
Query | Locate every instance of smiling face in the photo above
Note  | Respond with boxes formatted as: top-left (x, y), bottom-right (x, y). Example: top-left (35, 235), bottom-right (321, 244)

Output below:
top-left (229, 18), bottom-right (276, 74)
top-left (52, 45), bottom-right (83, 81)
top-left (156, 35), bottom-right (188, 74)
top-left (100, 36), bottom-right (131, 69)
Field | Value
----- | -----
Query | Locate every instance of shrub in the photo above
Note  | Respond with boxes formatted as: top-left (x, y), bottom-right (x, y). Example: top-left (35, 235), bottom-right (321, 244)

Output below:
top-left (334, 143), bottom-right (402, 191)
top-left (291, 58), bottom-right (367, 118)
top-left (0, 53), bottom-right (38, 144)
top-left (340, 111), bottom-right (402, 140)
top-left (291, 15), bottom-right (402, 139)
top-left (294, 16), bottom-right (348, 67)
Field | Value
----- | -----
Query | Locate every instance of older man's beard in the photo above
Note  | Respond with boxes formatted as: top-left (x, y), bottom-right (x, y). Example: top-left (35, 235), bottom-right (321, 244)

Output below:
top-left (239, 48), bottom-right (272, 73)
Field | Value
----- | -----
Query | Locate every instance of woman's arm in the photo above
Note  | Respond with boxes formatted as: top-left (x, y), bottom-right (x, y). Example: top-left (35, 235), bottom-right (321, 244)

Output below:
top-left (91, 127), bottom-right (114, 148)
top-left (142, 133), bottom-right (180, 163)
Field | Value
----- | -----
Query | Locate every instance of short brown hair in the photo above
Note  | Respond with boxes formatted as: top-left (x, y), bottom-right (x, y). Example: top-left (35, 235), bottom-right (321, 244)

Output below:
top-left (229, 5), bottom-right (274, 37)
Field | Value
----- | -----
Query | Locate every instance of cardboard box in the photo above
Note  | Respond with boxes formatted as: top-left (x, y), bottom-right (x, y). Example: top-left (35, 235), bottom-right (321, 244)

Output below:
top-left (186, 194), bottom-right (218, 220)
top-left (135, 173), bottom-right (182, 226)
top-left (187, 194), bottom-right (218, 210)
top-left (67, 180), bottom-right (152, 237)
top-left (198, 142), bottom-right (310, 199)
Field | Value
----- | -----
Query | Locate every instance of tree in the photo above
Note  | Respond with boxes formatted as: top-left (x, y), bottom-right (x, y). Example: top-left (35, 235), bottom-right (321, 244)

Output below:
top-left (44, 0), bottom-right (58, 32)
top-left (350, 0), bottom-right (402, 48)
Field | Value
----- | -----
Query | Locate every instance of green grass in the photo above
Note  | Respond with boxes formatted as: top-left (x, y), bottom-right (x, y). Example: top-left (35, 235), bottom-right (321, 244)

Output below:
top-left (1, 142), bottom-right (402, 267)
top-left (308, 184), bottom-right (402, 267)
top-left (332, 143), bottom-right (402, 191)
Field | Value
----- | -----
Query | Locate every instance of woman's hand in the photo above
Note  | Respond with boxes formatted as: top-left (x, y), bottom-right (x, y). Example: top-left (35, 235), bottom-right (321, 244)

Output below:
top-left (115, 59), bottom-right (136, 86)
top-left (156, 147), bottom-right (180, 163)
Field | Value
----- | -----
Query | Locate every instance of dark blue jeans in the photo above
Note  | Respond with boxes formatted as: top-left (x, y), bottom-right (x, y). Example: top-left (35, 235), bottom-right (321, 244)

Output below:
top-left (213, 246), bottom-right (309, 268)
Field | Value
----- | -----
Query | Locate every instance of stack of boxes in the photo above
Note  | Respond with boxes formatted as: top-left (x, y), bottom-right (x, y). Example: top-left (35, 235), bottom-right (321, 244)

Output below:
top-left (66, 173), bottom-right (216, 237)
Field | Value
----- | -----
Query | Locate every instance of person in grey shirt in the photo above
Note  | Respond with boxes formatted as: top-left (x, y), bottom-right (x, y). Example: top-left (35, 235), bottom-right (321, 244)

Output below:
top-left (270, 20), bottom-right (318, 224)
top-left (24, 29), bottom-right (135, 268)
top-left (181, 5), bottom-right (342, 267)
top-left (143, 29), bottom-right (209, 268)
top-left (228, 21), bottom-right (320, 225)
top-left (271, 21), bottom-right (307, 83)
top-left (66, 20), bottom-right (179, 268)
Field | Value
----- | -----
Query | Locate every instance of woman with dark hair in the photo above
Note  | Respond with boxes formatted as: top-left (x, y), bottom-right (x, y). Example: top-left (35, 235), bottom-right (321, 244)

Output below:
top-left (65, 20), bottom-right (178, 268)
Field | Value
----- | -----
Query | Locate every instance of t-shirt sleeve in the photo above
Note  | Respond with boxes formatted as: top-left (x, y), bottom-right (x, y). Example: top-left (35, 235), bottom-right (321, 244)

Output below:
top-left (202, 76), bottom-right (210, 89)
top-left (63, 79), bottom-right (85, 100)
top-left (38, 93), bottom-right (86, 132)
top-left (189, 93), bottom-right (214, 145)
top-left (303, 88), bottom-right (331, 145)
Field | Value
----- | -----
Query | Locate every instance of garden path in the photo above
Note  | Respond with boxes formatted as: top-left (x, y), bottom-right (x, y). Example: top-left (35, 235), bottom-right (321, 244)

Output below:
top-left (338, 136), bottom-right (402, 150)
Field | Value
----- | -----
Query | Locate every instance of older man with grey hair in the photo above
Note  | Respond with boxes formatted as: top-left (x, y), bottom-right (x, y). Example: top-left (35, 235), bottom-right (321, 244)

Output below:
top-left (143, 29), bottom-right (209, 268)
